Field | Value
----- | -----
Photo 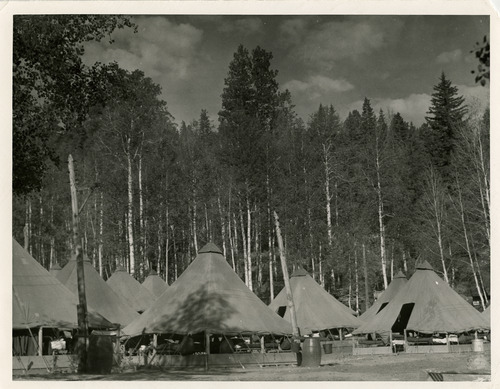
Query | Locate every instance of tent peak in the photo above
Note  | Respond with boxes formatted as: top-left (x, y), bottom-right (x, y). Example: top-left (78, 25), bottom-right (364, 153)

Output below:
top-left (416, 260), bottom-right (434, 271)
top-left (114, 265), bottom-right (127, 272)
top-left (50, 263), bottom-right (62, 270)
top-left (198, 243), bottom-right (222, 254)
top-left (291, 268), bottom-right (308, 277)
top-left (394, 270), bottom-right (406, 279)
top-left (148, 269), bottom-right (158, 276)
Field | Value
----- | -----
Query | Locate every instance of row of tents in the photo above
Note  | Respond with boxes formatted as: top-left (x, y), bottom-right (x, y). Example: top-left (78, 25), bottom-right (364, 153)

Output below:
top-left (13, 238), bottom-right (490, 359)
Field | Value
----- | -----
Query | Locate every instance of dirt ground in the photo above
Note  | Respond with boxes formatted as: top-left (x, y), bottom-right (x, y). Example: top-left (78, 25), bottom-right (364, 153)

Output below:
top-left (13, 351), bottom-right (491, 381)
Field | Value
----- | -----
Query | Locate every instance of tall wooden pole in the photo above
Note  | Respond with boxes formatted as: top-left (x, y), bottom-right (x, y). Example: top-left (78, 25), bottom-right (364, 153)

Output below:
top-left (273, 211), bottom-right (299, 338)
top-left (69, 154), bottom-right (89, 373)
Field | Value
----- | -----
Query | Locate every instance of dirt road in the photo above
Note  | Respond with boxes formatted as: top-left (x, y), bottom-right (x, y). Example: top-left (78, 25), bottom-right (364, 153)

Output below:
top-left (14, 351), bottom-right (491, 381)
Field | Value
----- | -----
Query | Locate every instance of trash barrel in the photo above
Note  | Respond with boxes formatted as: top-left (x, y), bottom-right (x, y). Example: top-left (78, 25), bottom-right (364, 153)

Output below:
top-left (301, 337), bottom-right (321, 367)
top-left (472, 339), bottom-right (484, 353)
top-left (323, 342), bottom-right (333, 354)
top-left (87, 334), bottom-right (114, 374)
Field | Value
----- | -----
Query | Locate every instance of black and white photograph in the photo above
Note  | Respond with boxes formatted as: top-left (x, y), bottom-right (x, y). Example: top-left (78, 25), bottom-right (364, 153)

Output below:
top-left (6, 0), bottom-right (495, 383)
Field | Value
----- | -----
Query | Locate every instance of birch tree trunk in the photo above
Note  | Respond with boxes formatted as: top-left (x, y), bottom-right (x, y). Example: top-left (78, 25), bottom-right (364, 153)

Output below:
top-left (255, 214), bottom-right (262, 289)
top-left (362, 242), bottom-right (370, 310)
top-left (318, 242), bottom-right (324, 287)
top-left (308, 206), bottom-right (315, 280)
top-left (192, 188), bottom-right (199, 254)
top-left (127, 137), bottom-right (136, 276)
top-left (39, 194), bottom-right (45, 267)
top-left (25, 198), bottom-right (32, 253)
top-left (424, 166), bottom-right (449, 283)
top-left (98, 191), bottom-right (104, 277)
top-left (348, 256), bottom-right (352, 309)
top-left (266, 174), bottom-right (274, 300)
top-left (355, 246), bottom-right (360, 314)
top-left (217, 193), bottom-right (227, 257)
top-left (232, 212), bottom-right (239, 274)
top-left (323, 143), bottom-right (335, 289)
top-left (165, 206), bottom-right (170, 283)
top-left (239, 206), bottom-right (247, 284)
top-left (138, 153), bottom-right (145, 275)
top-left (472, 243), bottom-right (489, 305)
top-left (268, 224), bottom-right (274, 301)
top-left (49, 199), bottom-right (55, 268)
top-left (455, 178), bottom-right (486, 310)
top-left (375, 147), bottom-right (388, 289)
top-left (246, 195), bottom-right (253, 291)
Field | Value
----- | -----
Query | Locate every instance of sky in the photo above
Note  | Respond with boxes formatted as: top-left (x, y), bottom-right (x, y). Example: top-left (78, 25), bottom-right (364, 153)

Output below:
top-left (82, 15), bottom-right (490, 128)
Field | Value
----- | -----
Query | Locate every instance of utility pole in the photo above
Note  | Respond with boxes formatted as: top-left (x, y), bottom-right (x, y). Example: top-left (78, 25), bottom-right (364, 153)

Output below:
top-left (273, 211), bottom-right (299, 339)
top-left (68, 154), bottom-right (89, 373)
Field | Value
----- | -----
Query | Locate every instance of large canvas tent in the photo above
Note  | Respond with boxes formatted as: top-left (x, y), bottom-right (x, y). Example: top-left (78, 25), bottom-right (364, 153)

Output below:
top-left (13, 238), bottom-right (112, 330)
top-left (123, 243), bottom-right (292, 336)
top-left (269, 268), bottom-right (362, 334)
top-left (57, 257), bottom-right (139, 327)
top-left (483, 306), bottom-right (490, 324)
top-left (107, 266), bottom-right (155, 313)
top-left (142, 269), bottom-right (168, 299)
top-left (359, 270), bottom-right (407, 323)
top-left (353, 261), bottom-right (490, 335)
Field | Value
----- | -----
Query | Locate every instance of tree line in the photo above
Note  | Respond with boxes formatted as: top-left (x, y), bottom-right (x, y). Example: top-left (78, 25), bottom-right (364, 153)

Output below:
top-left (13, 16), bottom-right (490, 311)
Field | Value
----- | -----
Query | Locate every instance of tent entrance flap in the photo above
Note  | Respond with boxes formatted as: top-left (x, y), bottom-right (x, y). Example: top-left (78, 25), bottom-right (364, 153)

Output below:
top-left (376, 302), bottom-right (389, 314)
top-left (391, 303), bottom-right (415, 334)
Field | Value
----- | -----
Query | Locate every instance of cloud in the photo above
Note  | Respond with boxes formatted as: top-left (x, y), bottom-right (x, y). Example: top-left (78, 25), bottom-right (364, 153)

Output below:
top-left (345, 93), bottom-right (432, 126)
top-left (279, 18), bottom-right (403, 71)
top-left (218, 17), bottom-right (264, 36)
top-left (283, 75), bottom-right (354, 100)
top-left (436, 49), bottom-right (462, 63)
top-left (83, 16), bottom-right (204, 80)
top-left (278, 18), bottom-right (309, 47)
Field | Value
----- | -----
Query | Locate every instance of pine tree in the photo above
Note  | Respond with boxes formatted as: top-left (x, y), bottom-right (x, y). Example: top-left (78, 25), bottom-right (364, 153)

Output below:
top-left (425, 73), bottom-right (467, 180)
top-left (390, 112), bottom-right (410, 143)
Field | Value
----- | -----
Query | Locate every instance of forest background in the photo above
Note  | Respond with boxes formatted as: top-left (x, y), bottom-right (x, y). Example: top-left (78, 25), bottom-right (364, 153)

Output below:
top-left (12, 15), bottom-right (491, 313)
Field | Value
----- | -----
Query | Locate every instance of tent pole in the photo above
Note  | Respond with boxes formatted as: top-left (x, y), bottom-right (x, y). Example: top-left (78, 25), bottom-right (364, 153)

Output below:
top-left (205, 332), bottom-right (210, 372)
top-left (403, 329), bottom-right (407, 352)
top-left (38, 327), bottom-right (43, 356)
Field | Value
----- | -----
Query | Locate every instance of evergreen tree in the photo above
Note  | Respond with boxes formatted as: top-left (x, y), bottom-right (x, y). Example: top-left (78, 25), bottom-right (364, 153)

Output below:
top-left (390, 112), bottom-right (410, 143)
top-left (425, 73), bottom-right (467, 180)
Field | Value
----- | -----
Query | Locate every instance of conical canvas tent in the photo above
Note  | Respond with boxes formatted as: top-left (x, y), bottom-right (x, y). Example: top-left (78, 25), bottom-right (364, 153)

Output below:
top-left (57, 257), bottom-right (139, 327)
top-left (353, 261), bottom-right (490, 335)
top-left (107, 266), bottom-right (155, 312)
top-left (13, 239), bottom-right (112, 329)
top-left (359, 270), bottom-right (407, 323)
top-left (123, 243), bottom-right (292, 336)
top-left (142, 269), bottom-right (168, 299)
top-left (269, 268), bottom-right (362, 334)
